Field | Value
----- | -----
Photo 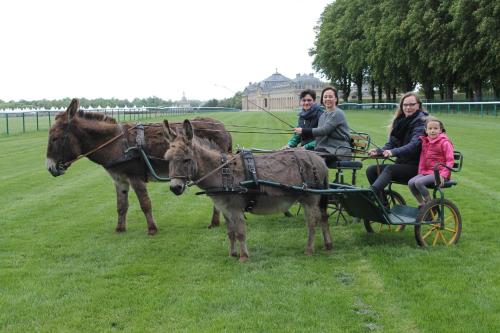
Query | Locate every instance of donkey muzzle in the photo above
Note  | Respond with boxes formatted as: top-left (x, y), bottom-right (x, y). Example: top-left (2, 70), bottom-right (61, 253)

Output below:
top-left (46, 158), bottom-right (66, 177)
top-left (170, 181), bottom-right (186, 195)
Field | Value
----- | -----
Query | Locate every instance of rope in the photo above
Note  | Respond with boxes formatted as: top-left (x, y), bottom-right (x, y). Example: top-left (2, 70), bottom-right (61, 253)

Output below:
top-left (188, 151), bottom-right (242, 187)
top-left (64, 124), bottom-right (139, 167)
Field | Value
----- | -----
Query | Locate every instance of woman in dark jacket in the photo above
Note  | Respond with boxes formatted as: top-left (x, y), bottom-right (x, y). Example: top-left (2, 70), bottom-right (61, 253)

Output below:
top-left (366, 92), bottom-right (427, 196)
top-left (283, 89), bottom-right (323, 150)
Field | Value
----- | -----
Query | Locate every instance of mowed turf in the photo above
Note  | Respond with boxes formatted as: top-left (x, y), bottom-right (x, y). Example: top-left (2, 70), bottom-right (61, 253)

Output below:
top-left (0, 110), bottom-right (499, 332)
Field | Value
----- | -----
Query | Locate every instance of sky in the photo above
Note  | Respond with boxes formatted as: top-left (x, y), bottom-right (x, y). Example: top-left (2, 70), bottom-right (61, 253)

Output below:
top-left (0, 0), bottom-right (332, 102)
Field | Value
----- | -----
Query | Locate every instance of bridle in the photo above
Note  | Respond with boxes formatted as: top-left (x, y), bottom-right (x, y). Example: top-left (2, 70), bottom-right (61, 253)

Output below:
top-left (55, 116), bottom-right (138, 172)
top-left (169, 157), bottom-right (197, 185)
top-left (169, 149), bottom-right (242, 188)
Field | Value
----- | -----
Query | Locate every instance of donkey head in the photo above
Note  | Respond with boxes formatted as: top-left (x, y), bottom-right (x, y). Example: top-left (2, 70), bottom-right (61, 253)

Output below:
top-left (45, 98), bottom-right (84, 177)
top-left (163, 119), bottom-right (196, 195)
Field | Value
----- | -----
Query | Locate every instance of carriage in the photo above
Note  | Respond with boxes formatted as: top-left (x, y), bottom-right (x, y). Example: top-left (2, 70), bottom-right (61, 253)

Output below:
top-left (242, 130), bottom-right (463, 248)
top-left (46, 99), bottom-right (463, 261)
top-left (240, 151), bottom-right (463, 248)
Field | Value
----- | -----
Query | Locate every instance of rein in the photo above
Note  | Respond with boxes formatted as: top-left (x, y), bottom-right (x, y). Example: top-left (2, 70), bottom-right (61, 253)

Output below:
top-left (186, 151), bottom-right (242, 187)
top-left (63, 124), bottom-right (139, 168)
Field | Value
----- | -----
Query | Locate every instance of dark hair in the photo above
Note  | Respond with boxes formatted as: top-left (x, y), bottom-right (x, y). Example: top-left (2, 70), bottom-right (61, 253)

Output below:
top-left (425, 115), bottom-right (446, 133)
top-left (299, 89), bottom-right (316, 101)
top-left (320, 86), bottom-right (339, 106)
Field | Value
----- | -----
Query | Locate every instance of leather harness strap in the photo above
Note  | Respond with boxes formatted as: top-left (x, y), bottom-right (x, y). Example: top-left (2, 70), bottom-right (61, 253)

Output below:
top-left (241, 149), bottom-right (258, 186)
top-left (135, 123), bottom-right (145, 148)
top-left (220, 153), bottom-right (234, 190)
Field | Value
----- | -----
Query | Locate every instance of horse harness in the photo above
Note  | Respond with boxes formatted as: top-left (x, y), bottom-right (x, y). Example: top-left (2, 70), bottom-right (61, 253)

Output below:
top-left (291, 151), bottom-right (322, 189)
top-left (197, 149), bottom-right (322, 212)
top-left (57, 116), bottom-right (143, 171)
top-left (196, 149), bottom-right (262, 212)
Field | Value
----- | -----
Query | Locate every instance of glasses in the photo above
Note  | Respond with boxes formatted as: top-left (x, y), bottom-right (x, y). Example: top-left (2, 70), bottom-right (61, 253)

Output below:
top-left (403, 102), bottom-right (418, 107)
top-left (302, 99), bottom-right (313, 102)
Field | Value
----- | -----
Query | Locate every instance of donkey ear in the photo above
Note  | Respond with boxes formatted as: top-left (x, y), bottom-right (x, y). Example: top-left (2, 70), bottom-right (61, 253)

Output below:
top-left (67, 98), bottom-right (79, 120)
top-left (162, 120), bottom-right (177, 141)
top-left (183, 119), bottom-right (194, 141)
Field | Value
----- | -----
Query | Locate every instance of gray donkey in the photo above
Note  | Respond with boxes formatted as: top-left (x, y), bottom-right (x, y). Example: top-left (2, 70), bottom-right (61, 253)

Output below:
top-left (163, 119), bottom-right (333, 262)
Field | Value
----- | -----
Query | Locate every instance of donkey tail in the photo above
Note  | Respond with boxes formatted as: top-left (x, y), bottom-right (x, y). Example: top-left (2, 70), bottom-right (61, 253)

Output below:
top-left (319, 177), bottom-right (330, 212)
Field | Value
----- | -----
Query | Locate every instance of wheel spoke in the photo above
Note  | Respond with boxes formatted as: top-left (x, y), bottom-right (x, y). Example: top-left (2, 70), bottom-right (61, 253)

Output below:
top-left (422, 227), bottom-right (435, 240)
top-left (432, 231), bottom-right (440, 246)
top-left (440, 231), bottom-right (448, 245)
top-left (444, 227), bottom-right (456, 233)
top-left (444, 215), bottom-right (454, 224)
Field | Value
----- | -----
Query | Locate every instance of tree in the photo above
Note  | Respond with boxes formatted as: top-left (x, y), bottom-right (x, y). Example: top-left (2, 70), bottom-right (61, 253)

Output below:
top-left (203, 99), bottom-right (219, 107)
top-left (311, 1), bottom-right (352, 102)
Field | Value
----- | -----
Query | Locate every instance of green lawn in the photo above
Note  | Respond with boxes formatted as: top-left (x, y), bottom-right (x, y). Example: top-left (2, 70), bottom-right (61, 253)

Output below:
top-left (1, 111), bottom-right (499, 332)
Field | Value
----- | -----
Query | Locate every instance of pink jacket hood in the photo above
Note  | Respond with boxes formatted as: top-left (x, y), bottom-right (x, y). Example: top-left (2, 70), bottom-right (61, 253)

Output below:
top-left (418, 133), bottom-right (455, 179)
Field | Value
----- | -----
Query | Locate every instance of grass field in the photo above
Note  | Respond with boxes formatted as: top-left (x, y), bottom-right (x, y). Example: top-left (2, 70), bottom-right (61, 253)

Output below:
top-left (1, 110), bottom-right (499, 332)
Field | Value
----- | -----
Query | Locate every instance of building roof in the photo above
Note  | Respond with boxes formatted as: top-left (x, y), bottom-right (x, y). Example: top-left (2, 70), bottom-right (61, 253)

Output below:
top-left (242, 71), bottom-right (325, 95)
top-left (293, 73), bottom-right (322, 83)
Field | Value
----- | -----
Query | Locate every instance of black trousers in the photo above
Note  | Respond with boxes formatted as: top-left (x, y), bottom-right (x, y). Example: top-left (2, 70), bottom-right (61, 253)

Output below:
top-left (366, 163), bottom-right (418, 192)
top-left (315, 147), bottom-right (340, 168)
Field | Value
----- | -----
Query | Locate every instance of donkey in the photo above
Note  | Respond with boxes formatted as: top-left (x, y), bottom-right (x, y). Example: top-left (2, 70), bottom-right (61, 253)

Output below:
top-left (163, 119), bottom-right (333, 262)
top-left (45, 99), bottom-right (232, 234)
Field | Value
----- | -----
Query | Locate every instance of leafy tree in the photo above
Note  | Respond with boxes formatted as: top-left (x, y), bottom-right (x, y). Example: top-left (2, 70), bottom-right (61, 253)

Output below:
top-left (203, 99), bottom-right (219, 107)
top-left (311, 1), bottom-right (352, 102)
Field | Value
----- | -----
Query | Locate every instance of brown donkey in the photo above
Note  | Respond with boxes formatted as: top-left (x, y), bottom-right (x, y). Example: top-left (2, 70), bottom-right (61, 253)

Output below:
top-left (163, 119), bottom-right (333, 262)
top-left (46, 99), bottom-right (232, 234)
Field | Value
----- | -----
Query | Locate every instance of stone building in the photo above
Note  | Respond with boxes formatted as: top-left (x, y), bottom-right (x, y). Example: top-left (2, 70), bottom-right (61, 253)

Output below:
top-left (241, 71), bottom-right (327, 111)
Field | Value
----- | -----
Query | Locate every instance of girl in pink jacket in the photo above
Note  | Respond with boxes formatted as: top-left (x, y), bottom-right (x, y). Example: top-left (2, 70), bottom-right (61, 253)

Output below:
top-left (408, 116), bottom-right (455, 207)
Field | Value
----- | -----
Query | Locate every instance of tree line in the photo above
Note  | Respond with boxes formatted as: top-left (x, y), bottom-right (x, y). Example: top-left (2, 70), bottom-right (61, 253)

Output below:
top-left (0, 93), bottom-right (242, 110)
top-left (310, 0), bottom-right (499, 102)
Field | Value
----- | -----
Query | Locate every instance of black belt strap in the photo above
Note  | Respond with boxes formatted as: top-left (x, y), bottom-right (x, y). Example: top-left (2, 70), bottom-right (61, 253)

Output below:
top-left (220, 153), bottom-right (233, 190)
top-left (241, 149), bottom-right (258, 186)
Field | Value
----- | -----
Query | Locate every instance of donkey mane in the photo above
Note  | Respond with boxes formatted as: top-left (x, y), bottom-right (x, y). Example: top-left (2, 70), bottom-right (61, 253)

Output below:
top-left (76, 110), bottom-right (118, 124)
top-left (195, 136), bottom-right (222, 152)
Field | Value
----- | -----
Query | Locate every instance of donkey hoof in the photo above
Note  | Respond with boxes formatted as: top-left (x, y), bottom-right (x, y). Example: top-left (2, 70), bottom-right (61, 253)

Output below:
top-left (325, 243), bottom-right (333, 251)
top-left (208, 221), bottom-right (220, 229)
top-left (304, 249), bottom-right (313, 256)
top-left (230, 252), bottom-right (238, 258)
top-left (148, 228), bottom-right (158, 236)
top-left (115, 226), bottom-right (126, 233)
top-left (239, 255), bottom-right (249, 263)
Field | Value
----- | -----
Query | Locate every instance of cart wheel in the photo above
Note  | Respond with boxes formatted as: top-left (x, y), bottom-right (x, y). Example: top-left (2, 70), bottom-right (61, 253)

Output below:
top-left (414, 198), bottom-right (462, 247)
top-left (364, 190), bottom-right (406, 233)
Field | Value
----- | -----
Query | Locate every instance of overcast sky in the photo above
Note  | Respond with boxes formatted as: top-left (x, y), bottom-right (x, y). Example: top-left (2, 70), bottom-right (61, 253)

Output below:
top-left (0, 0), bottom-right (331, 102)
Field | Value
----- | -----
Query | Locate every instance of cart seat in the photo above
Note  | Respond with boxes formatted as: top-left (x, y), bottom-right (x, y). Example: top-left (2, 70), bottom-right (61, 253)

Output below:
top-left (327, 160), bottom-right (363, 170)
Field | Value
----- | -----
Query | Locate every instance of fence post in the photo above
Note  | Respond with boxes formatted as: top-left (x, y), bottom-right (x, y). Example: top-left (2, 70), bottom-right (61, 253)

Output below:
top-left (22, 113), bottom-right (26, 132)
top-left (48, 111), bottom-right (51, 127)
top-left (5, 113), bottom-right (8, 135)
top-left (36, 111), bottom-right (39, 131)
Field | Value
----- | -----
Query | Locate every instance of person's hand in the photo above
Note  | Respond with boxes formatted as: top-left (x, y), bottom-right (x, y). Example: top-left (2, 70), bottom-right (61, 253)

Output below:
top-left (436, 175), bottom-right (445, 187)
top-left (281, 144), bottom-right (291, 150)
top-left (368, 149), bottom-right (379, 157)
top-left (382, 150), bottom-right (393, 158)
top-left (293, 127), bottom-right (302, 134)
